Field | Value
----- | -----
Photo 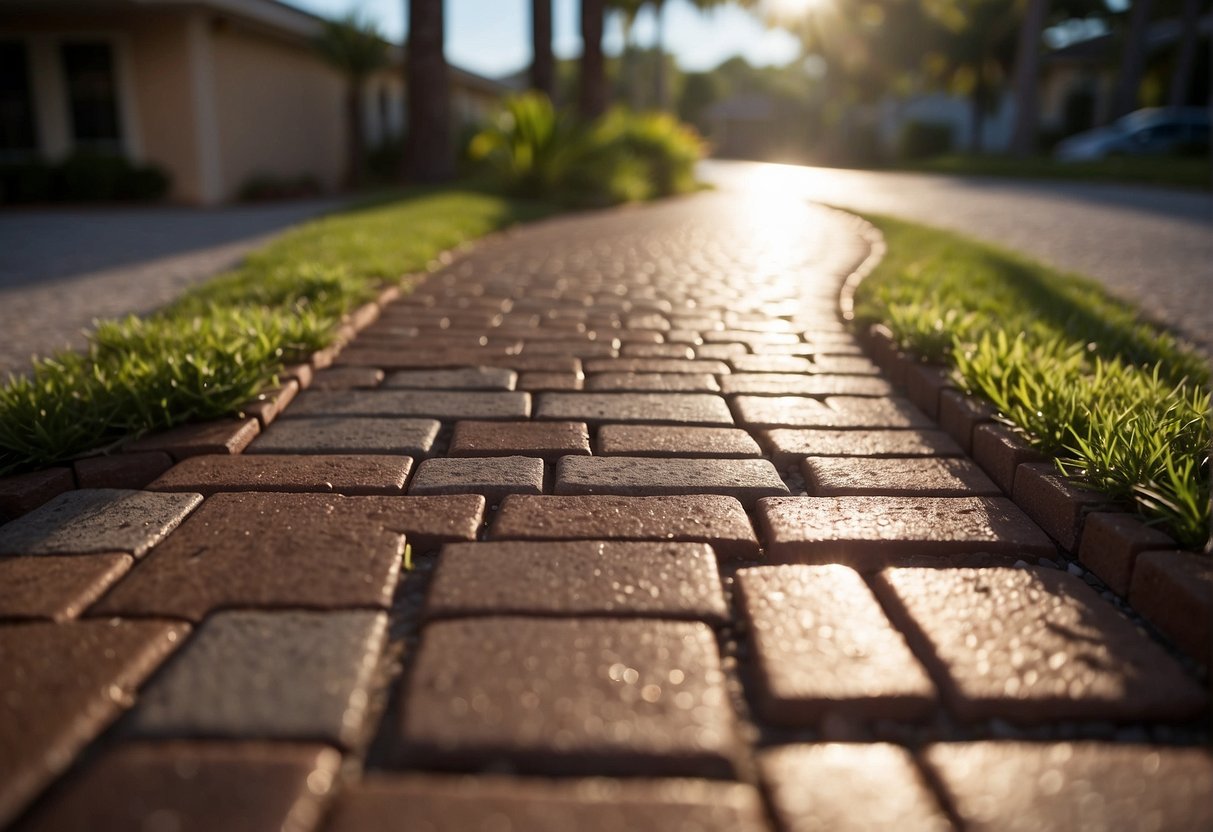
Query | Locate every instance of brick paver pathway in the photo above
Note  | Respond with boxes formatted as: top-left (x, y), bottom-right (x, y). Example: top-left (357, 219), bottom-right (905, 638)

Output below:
top-left (1, 192), bottom-right (1209, 830)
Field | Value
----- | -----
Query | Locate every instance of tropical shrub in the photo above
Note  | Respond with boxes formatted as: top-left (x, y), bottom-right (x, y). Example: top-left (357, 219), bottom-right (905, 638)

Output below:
top-left (469, 93), bottom-right (704, 204)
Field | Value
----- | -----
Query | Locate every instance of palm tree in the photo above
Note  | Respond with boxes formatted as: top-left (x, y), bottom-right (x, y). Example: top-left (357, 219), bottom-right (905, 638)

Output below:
top-left (1008, 0), bottom-right (1050, 157)
top-left (652, 0), bottom-right (727, 112)
top-left (1109, 0), bottom-right (1155, 120)
top-left (313, 14), bottom-right (389, 188)
top-left (580, 0), bottom-right (608, 119)
top-left (403, 0), bottom-right (454, 182)
top-left (1167, 0), bottom-right (1203, 107)
top-left (531, 0), bottom-right (555, 98)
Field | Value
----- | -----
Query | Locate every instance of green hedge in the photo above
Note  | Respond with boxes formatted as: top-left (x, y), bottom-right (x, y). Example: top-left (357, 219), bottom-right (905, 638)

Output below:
top-left (0, 153), bottom-right (170, 204)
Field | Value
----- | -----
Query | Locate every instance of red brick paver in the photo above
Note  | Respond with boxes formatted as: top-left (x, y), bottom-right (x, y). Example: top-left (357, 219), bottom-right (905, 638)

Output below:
top-left (2, 190), bottom-right (1205, 830)
top-left (19, 743), bottom-right (342, 832)
top-left (398, 617), bottom-right (738, 776)
top-left (760, 744), bottom-right (950, 832)
top-left (327, 775), bottom-right (769, 832)
top-left (924, 742), bottom-right (1213, 832)
top-left (737, 565), bottom-right (935, 724)
top-left (873, 567), bottom-right (1207, 722)
top-left (490, 494), bottom-right (760, 559)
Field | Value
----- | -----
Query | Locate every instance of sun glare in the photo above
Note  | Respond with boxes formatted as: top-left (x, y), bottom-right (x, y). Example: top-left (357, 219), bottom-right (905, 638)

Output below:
top-left (763, 0), bottom-right (822, 21)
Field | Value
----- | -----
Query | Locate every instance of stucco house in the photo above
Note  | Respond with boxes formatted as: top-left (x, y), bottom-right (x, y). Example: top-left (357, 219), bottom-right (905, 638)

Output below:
top-left (0, 0), bottom-right (512, 203)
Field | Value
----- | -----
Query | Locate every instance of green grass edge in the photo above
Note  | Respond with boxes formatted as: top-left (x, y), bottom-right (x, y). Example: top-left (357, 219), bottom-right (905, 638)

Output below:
top-left (849, 211), bottom-right (1211, 551)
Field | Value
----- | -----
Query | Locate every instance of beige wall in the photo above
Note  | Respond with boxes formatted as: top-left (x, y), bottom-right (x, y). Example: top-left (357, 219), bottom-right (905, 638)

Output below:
top-left (210, 20), bottom-right (346, 199)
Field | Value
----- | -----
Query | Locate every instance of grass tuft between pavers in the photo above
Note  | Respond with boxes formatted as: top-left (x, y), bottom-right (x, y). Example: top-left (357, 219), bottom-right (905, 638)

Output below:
top-left (853, 213), bottom-right (1210, 551)
top-left (0, 187), bottom-right (558, 475)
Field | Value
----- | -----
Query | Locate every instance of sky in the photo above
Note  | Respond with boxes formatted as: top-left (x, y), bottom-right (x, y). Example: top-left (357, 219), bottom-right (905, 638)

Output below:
top-left (283, 0), bottom-right (804, 78)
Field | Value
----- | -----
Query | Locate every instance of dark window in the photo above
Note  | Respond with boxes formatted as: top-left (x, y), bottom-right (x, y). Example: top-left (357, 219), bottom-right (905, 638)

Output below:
top-left (0, 41), bottom-right (38, 153)
top-left (61, 41), bottom-right (122, 149)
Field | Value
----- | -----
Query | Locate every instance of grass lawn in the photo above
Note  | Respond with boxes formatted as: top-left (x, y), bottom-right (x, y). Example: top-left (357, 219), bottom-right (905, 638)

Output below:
top-left (0, 187), bottom-right (558, 474)
top-left (894, 154), bottom-right (1211, 191)
top-left (853, 213), bottom-right (1210, 550)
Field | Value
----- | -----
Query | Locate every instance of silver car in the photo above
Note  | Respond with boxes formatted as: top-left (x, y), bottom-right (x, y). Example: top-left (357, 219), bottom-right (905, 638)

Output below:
top-left (1054, 107), bottom-right (1211, 161)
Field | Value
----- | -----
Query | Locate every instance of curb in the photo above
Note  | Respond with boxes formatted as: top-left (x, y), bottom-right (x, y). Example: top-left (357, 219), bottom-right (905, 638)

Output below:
top-left (841, 216), bottom-right (1210, 669)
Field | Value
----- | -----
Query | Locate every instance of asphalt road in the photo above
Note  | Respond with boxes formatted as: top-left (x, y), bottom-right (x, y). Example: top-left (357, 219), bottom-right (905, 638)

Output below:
top-left (0, 199), bottom-right (343, 376)
top-left (701, 160), bottom-right (1213, 353)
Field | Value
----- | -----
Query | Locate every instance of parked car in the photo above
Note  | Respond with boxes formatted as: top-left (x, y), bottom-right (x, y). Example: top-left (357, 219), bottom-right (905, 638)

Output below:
top-left (1053, 107), bottom-right (1211, 161)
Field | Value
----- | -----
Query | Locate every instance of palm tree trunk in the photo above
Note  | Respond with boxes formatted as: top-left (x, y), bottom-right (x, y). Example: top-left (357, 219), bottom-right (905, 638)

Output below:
top-left (969, 73), bottom-right (986, 154)
top-left (1167, 0), bottom-right (1201, 107)
top-left (579, 0), bottom-right (608, 119)
top-left (403, 0), bottom-right (453, 182)
top-left (653, 0), bottom-right (668, 111)
top-left (346, 80), bottom-right (365, 188)
top-left (1008, 0), bottom-right (1049, 157)
top-left (1110, 0), bottom-right (1155, 120)
top-left (531, 0), bottom-right (555, 99)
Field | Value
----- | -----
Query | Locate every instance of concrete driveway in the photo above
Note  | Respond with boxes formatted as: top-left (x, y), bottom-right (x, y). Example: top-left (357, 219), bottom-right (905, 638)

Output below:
top-left (0, 198), bottom-right (344, 375)
top-left (702, 160), bottom-right (1213, 353)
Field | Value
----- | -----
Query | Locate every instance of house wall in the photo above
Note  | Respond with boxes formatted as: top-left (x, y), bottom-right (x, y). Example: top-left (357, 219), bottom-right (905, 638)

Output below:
top-left (209, 19), bottom-right (346, 200)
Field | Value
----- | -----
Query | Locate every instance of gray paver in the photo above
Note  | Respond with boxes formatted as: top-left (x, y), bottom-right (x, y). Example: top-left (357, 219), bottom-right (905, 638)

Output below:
top-left (554, 456), bottom-right (788, 504)
top-left (597, 425), bottom-right (762, 458)
top-left (286, 390), bottom-right (531, 420)
top-left (129, 610), bottom-right (388, 747)
top-left (409, 456), bottom-right (545, 501)
top-left (0, 489), bottom-right (202, 558)
top-left (536, 393), bottom-right (734, 425)
top-left (382, 367), bottom-right (518, 390)
top-left (246, 417), bottom-right (440, 456)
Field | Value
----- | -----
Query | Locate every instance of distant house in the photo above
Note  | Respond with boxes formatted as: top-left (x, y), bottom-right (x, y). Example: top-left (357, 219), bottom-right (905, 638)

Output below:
top-left (0, 0), bottom-right (512, 204)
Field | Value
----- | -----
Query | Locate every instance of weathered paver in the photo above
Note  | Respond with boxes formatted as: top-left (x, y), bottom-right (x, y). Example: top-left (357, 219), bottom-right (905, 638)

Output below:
top-left (0, 489), bottom-right (202, 558)
top-left (92, 493), bottom-right (407, 621)
top-left (19, 742), bottom-right (342, 832)
top-left (554, 456), bottom-right (789, 504)
top-left (802, 456), bottom-right (1001, 497)
top-left (923, 742), bottom-right (1213, 832)
top-left (0, 619), bottom-right (188, 826)
top-left (0, 553), bottom-right (131, 621)
top-left (129, 610), bottom-right (387, 747)
top-left (449, 420), bottom-right (590, 460)
top-left (1129, 549), bottom-right (1212, 666)
top-left (247, 416), bottom-right (440, 456)
top-left (733, 395), bottom-right (932, 429)
top-left (721, 373), bottom-right (893, 397)
top-left (764, 428), bottom-right (963, 464)
top-left (597, 425), bottom-right (762, 458)
top-left (286, 390), bottom-right (532, 420)
top-left (873, 567), bottom-right (1208, 722)
top-left (536, 393), bottom-right (734, 425)
top-left (382, 366), bottom-right (518, 390)
top-left (398, 617), bottom-right (738, 776)
top-left (425, 541), bottom-right (728, 623)
top-left (737, 565), bottom-right (936, 724)
top-left (1077, 512), bottom-right (1175, 597)
top-left (760, 744), bottom-right (950, 832)
top-left (147, 454), bottom-right (413, 496)
top-left (758, 496), bottom-right (1055, 570)
top-left (491, 495), bottom-right (760, 559)
top-left (327, 775), bottom-right (770, 832)
top-left (586, 373), bottom-right (721, 392)
top-left (409, 456), bottom-right (545, 501)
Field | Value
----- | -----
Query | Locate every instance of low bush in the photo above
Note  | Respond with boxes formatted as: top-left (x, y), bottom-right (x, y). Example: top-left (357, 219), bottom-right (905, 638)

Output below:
top-left (236, 173), bottom-right (322, 202)
top-left (897, 120), bottom-right (955, 160)
top-left (854, 214), bottom-right (1210, 549)
top-left (0, 152), bottom-right (170, 204)
top-left (468, 93), bottom-right (704, 205)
